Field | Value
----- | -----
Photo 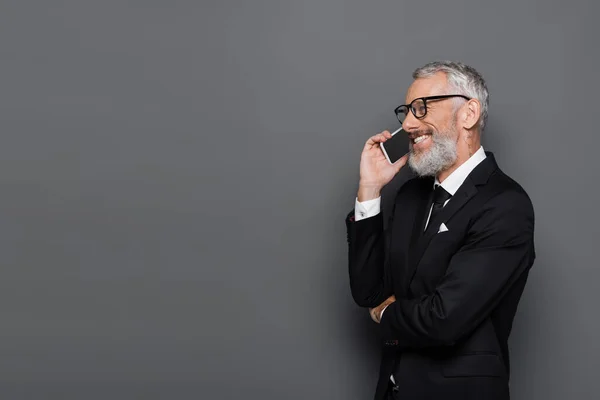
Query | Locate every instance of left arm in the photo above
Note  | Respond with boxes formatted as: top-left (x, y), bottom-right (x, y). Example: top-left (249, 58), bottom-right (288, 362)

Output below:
top-left (379, 190), bottom-right (535, 349)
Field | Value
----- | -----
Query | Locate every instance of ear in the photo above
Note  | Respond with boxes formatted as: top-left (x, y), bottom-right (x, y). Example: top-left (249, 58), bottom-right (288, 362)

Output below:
top-left (461, 99), bottom-right (481, 130)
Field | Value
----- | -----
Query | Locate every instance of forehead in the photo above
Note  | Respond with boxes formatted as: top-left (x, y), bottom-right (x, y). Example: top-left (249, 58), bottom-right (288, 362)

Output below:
top-left (405, 72), bottom-right (449, 103)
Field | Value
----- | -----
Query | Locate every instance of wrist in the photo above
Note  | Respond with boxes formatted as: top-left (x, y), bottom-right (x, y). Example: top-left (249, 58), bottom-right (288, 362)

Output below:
top-left (357, 183), bottom-right (381, 202)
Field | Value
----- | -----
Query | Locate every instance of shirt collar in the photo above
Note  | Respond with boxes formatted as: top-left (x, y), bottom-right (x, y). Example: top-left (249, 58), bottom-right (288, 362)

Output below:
top-left (434, 146), bottom-right (487, 195)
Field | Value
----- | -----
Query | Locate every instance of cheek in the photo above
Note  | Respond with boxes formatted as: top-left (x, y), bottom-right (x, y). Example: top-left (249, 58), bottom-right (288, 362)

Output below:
top-left (427, 110), bottom-right (454, 133)
top-left (420, 120), bottom-right (438, 135)
top-left (429, 117), bottom-right (455, 137)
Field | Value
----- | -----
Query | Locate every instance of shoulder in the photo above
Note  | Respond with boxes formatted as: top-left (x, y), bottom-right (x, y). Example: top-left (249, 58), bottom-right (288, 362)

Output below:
top-left (468, 168), bottom-right (535, 245)
top-left (485, 168), bottom-right (534, 217)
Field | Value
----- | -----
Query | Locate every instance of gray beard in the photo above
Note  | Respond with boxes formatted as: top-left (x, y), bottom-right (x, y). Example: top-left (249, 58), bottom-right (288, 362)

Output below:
top-left (408, 130), bottom-right (458, 177)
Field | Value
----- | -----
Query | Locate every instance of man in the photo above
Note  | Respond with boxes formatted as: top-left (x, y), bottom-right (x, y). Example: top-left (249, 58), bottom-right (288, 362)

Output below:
top-left (345, 61), bottom-right (535, 400)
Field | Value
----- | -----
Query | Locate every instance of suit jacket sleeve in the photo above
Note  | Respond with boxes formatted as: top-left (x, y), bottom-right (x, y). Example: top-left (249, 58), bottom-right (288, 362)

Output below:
top-left (379, 189), bottom-right (535, 349)
top-left (346, 187), bottom-right (406, 308)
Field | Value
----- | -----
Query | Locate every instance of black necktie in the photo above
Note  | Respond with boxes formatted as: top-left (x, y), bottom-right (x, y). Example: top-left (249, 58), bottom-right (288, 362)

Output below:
top-left (426, 184), bottom-right (452, 231)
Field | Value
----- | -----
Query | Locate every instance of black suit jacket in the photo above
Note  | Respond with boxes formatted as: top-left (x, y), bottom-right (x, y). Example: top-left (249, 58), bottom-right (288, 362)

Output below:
top-left (346, 152), bottom-right (535, 400)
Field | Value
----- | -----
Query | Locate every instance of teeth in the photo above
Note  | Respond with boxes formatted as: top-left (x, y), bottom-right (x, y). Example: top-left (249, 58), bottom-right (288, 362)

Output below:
top-left (414, 135), bottom-right (429, 144)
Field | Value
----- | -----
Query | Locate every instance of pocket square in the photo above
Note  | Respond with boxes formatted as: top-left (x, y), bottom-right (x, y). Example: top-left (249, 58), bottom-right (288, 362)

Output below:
top-left (437, 222), bottom-right (449, 233)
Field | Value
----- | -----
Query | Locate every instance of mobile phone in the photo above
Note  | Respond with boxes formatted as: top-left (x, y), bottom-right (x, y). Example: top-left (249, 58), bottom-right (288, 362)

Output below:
top-left (380, 127), bottom-right (408, 164)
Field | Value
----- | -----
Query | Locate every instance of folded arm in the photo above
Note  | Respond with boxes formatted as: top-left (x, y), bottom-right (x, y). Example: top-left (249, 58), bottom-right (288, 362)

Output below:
top-left (379, 190), bottom-right (535, 349)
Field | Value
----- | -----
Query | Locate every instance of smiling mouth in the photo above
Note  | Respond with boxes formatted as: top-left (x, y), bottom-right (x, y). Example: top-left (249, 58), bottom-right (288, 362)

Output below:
top-left (414, 135), bottom-right (429, 144)
top-left (410, 133), bottom-right (432, 145)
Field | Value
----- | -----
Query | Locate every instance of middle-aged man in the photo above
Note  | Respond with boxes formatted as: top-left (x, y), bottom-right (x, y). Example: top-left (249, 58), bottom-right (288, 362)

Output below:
top-left (345, 61), bottom-right (536, 400)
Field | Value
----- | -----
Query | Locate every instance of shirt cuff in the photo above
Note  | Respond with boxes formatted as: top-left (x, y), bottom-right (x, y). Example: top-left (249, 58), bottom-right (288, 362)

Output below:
top-left (355, 197), bottom-right (381, 221)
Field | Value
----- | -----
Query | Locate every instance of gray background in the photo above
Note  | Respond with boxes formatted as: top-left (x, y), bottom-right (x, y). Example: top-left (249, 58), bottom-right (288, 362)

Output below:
top-left (0, 1), bottom-right (597, 399)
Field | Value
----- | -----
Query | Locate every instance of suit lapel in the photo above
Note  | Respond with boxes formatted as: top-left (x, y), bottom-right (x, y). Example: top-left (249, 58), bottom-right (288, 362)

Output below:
top-left (419, 179), bottom-right (478, 252)
top-left (404, 178), bottom-right (434, 292)
top-left (405, 152), bottom-right (499, 291)
top-left (412, 180), bottom-right (435, 236)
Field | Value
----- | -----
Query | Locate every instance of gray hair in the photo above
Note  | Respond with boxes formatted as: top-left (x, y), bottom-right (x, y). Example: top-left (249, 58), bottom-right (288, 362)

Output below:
top-left (413, 61), bottom-right (489, 131)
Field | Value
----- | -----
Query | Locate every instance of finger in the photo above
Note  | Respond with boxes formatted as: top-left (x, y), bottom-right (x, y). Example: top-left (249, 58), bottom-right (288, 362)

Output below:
top-left (366, 131), bottom-right (390, 146)
top-left (368, 308), bottom-right (377, 322)
top-left (372, 308), bottom-right (381, 322)
top-left (393, 153), bottom-right (409, 171)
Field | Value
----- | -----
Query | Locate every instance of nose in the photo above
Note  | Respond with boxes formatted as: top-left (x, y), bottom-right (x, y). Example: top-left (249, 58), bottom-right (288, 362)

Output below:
top-left (402, 111), bottom-right (420, 133)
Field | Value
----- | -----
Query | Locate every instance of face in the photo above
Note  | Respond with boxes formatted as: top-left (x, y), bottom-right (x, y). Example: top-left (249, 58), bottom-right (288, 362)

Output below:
top-left (402, 72), bottom-right (460, 177)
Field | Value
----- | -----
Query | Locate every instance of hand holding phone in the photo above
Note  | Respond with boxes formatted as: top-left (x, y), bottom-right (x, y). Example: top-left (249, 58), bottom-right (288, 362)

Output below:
top-left (358, 129), bottom-right (409, 199)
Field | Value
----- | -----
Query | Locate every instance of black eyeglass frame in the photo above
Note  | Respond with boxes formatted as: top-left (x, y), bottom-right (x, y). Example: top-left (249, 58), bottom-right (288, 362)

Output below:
top-left (394, 94), bottom-right (471, 123)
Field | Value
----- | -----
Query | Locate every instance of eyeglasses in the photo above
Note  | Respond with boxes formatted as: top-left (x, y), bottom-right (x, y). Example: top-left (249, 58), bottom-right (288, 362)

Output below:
top-left (394, 94), bottom-right (471, 123)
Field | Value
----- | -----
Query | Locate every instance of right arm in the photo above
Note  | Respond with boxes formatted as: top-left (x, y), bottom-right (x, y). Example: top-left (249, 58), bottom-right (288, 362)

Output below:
top-left (346, 204), bottom-right (390, 307)
top-left (346, 130), bottom-right (408, 308)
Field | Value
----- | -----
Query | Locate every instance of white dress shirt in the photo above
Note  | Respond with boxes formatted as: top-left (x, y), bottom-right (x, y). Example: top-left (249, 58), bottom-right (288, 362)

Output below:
top-left (353, 146), bottom-right (487, 385)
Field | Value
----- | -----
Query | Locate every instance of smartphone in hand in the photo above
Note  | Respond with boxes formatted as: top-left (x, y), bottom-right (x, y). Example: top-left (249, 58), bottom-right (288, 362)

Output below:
top-left (380, 127), bottom-right (409, 164)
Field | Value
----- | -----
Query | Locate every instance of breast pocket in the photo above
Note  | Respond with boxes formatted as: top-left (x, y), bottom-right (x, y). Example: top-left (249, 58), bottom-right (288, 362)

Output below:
top-left (430, 229), bottom-right (460, 246)
top-left (409, 230), bottom-right (466, 294)
top-left (427, 229), bottom-right (466, 262)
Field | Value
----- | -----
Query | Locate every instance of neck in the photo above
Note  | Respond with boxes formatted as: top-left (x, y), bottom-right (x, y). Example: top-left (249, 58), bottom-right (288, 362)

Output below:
top-left (437, 164), bottom-right (459, 183)
top-left (437, 139), bottom-right (481, 183)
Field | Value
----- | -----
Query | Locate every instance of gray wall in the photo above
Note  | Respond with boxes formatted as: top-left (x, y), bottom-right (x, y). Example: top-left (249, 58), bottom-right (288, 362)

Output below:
top-left (0, 1), bottom-right (598, 399)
